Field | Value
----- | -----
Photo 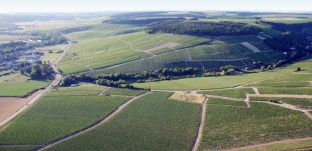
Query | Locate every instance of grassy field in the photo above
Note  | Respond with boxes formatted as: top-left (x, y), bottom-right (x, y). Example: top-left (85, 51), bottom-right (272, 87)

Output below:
top-left (133, 68), bottom-right (292, 90)
top-left (200, 102), bottom-right (312, 150)
top-left (48, 92), bottom-right (200, 151)
top-left (0, 72), bottom-right (50, 97)
top-left (207, 98), bottom-right (247, 107)
top-left (236, 138), bottom-right (312, 151)
top-left (53, 83), bottom-right (106, 91)
top-left (250, 97), bottom-right (312, 109)
top-left (250, 73), bottom-right (312, 87)
top-left (102, 87), bottom-right (148, 96)
top-left (258, 87), bottom-right (312, 95)
top-left (0, 90), bottom-right (128, 145)
top-left (199, 88), bottom-right (255, 98)
top-left (40, 51), bottom-right (62, 63)
top-left (0, 145), bottom-right (40, 151)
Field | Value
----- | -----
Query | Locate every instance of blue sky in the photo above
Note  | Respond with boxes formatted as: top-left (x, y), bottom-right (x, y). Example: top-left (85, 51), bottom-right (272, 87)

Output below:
top-left (1, 0), bottom-right (311, 13)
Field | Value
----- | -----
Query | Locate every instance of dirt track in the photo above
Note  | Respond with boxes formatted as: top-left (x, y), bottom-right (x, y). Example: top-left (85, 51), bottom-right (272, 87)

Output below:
top-left (191, 98), bottom-right (208, 151)
top-left (0, 90), bottom-right (42, 125)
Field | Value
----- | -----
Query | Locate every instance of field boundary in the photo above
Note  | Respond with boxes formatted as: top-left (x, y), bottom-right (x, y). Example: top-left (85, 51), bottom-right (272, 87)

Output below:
top-left (36, 92), bottom-right (151, 151)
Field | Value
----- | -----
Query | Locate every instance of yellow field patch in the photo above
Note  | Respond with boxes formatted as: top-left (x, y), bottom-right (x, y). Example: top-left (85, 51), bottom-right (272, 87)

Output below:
top-left (169, 91), bottom-right (206, 104)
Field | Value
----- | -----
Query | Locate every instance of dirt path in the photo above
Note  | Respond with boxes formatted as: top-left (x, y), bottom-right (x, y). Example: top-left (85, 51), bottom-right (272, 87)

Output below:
top-left (304, 111), bottom-right (312, 119)
top-left (191, 98), bottom-right (208, 151)
top-left (252, 87), bottom-right (260, 95)
top-left (227, 137), bottom-right (312, 151)
top-left (37, 92), bottom-right (151, 151)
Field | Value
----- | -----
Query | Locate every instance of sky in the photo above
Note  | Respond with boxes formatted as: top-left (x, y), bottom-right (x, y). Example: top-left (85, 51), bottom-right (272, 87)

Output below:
top-left (0, 0), bottom-right (311, 13)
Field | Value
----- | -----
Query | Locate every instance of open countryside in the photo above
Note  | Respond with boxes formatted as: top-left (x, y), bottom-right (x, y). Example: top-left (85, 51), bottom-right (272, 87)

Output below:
top-left (0, 1), bottom-right (312, 151)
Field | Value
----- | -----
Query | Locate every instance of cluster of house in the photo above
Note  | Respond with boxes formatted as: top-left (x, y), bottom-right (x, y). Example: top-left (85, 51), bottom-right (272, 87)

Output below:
top-left (0, 51), bottom-right (44, 70)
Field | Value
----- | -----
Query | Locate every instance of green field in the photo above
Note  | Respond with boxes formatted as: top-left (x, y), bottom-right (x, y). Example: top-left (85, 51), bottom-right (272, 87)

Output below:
top-left (58, 20), bottom-right (286, 74)
top-left (0, 72), bottom-right (50, 97)
top-left (53, 83), bottom-right (107, 91)
top-left (199, 88), bottom-right (255, 98)
top-left (133, 68), bottom-right (292, 90)
top-left (48, 92), bottom-right (200, 151)
top-left (102, 87), bottom-right (148, 96)
top-left (0, 90), bottom-right (128, 146)
top-left (236, 138), bottom-right (312, 151)
top-left (258, 87), bottom-right (312, 95)
top-left (207, 98), bottom-right (247, 107)
top-left (250, 97), bottom-right (312, 109)
top-left (200, 101), bottom-right (312, 150)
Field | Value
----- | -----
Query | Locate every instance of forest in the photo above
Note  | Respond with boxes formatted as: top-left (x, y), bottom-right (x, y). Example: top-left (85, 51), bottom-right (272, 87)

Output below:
top-left (146, 21), bottom-right (262, 36)
top-left (259, 21), bottom-right (312, 32)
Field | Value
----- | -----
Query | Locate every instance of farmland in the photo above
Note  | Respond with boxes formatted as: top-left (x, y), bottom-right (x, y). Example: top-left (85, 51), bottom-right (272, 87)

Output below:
top-left (250, 97), bottom-right (312, 109)
top-left (1, 11), bottom-right (312, 151)
top-left (258, 87), bottom-right (312, 95)
top-left (58, 18), bottom-right (286, 74)
top-left (102, 87), bottom-right (147, 96)
top-left (0, 72), bottom-right (50, 97)
top-left (199, 88), bottom-right (255, 98)
top-left (200, 101), bottom-right (312, 150)
top-left (133, 68), bottom-right (292, 90)
top-left (235, 138), bottom-right (312, 151)
top-left (0, 86), bottom-right (128, 147)
top-left (47, 92), bottom-right (200, 151)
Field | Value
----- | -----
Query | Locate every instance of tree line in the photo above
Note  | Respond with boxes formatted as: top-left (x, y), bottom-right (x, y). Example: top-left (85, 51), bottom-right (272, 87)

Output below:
top-left (146, 21), bottom-right (262, 36)
top-left (258, 21), bottom-right (312, 32)
top-left (20, 62), bottom-right (54, 80)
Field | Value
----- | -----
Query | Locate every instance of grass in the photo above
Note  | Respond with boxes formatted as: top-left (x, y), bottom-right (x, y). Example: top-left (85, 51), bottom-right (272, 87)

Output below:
top-left (0, 91), bottom-right (128, 145)
top-left (0, 73), bottom-right (50, 97)
top-left (199, 88), bottom-right (255, 98)
top-left (40, 51), bottom-right (62, 63)
top-left (81, 49), bottom-right (190, 74)
top-left (103, 88), bottom-right (148, 96)
top-left (133, 68), bottom-right (292, 90)
top-left (251, 73), bottom-right (312, 87)
top-left (36, 44), bottom-right (68, 51)
top-left (207, 98), bottom-right (247, 107)
top-left (47, 92), bottom-right (200, 151)
top-left (0, 145), bottom-right (40, 151)
top-left (250, 97), bottom-right (312, 109)
top-left (187, 44), bottom-right (248, 60)
top-left (53, 83), bottom-right (106, 91)
top-left (200, 102), bottom-right (312, 150)
top-left (258, 87), bottom-right (312, 95)
top-left (236, 138), bottom-right (312, 151)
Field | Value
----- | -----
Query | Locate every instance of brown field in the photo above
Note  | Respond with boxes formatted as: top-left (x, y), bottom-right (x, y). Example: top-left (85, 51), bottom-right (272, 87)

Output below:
top-left (144, 42), bottom-right (180, 52)
top-left (169, 91), bottom-right (206, 104)
top-left (15, 20), bottom-right (75, 30)
top-left (0, 90), bottom-right (42, 124)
